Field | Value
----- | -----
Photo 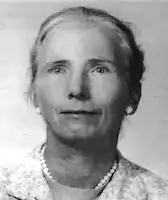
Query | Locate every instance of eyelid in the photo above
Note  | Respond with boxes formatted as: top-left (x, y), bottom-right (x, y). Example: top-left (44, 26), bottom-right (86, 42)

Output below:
top-left (47, 65), bottom-right (67, 73)
top-left (91, 63), bottom-right (115, 73)
top-left (46, 60), bottom-right (69, 68)
top-left (92, 65), bottom-right (107, 71)
top-left (47, 61), bottom-right (69, 72)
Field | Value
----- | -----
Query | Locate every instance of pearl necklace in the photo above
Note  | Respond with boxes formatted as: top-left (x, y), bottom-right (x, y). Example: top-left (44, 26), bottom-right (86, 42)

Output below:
top-left (40, 144), bottom-right (118, 190)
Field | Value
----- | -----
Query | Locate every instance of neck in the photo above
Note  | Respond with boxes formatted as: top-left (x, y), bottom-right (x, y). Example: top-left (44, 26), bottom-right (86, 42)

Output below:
top-left (44, 127), bottom-right (118, 189)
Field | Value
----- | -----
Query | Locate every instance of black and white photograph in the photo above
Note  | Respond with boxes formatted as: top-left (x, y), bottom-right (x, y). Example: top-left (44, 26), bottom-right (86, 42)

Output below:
top-left (0, 0), bottom-right (168, 199)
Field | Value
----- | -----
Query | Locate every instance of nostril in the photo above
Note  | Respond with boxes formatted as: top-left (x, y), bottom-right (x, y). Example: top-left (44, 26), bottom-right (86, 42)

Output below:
top-left (68, 92), bottom-right (75, 99)
top-left (68, 91), bottom-right (89, 101)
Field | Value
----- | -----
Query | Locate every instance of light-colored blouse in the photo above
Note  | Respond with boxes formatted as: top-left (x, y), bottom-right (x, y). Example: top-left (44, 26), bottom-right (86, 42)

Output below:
top-left (0, 144), bottom-right (168, 200)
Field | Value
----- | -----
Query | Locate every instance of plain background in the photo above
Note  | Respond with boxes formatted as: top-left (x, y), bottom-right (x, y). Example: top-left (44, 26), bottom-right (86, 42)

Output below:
top-left (0, 0), bottom-right (168, 179)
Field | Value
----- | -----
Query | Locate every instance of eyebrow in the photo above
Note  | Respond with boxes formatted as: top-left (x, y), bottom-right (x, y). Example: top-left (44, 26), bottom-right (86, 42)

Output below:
top-left (87, 58), bottom-right (115, 67)
top-left (46, 58), bottom-right (115, 68)
top-left (47, 60), bottom-right (69, 66)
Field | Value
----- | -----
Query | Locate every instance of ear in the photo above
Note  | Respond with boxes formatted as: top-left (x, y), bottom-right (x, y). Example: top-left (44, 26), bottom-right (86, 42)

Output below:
top-left (29, 84), bottom-right (39, 108)
top-left (127, 83), bottom-right (141, 115)
top-left (33, 92), bottom-right (39, 108)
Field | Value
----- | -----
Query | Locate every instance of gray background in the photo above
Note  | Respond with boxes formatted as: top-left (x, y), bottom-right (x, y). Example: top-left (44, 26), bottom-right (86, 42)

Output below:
top-left (0, 1), bottom-right (168, 179)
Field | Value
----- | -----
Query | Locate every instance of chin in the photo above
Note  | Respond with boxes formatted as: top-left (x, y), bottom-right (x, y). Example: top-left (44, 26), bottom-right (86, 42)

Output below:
top-left (64, 123), bottom-right (98, 139)
top-left (49, 111), bottom-right (105, 140)
top-left (50, 121), bottom-right (99, 141)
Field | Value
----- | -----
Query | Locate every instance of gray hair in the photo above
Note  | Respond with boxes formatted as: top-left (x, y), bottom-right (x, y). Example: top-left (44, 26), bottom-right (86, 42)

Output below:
top-left (27, 6), bottom-right (145, 106)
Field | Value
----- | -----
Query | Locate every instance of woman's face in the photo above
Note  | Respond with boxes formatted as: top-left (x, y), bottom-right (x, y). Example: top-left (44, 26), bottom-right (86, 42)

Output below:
top-left (34, 22), bottom-right (129, 141)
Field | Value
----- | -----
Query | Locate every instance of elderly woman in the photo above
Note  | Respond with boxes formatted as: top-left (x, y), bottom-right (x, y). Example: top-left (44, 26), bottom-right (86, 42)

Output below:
top-left (0, 6), bottom-right (168, 200)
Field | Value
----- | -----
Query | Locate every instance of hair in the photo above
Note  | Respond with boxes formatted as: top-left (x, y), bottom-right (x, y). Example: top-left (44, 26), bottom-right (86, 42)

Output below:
top-left (27, 6), bottom-right (145, 105)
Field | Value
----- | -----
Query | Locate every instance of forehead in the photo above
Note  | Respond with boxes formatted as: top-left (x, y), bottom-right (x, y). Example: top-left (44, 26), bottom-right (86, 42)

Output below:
top-left (37, 21), bottom-right (124, 66)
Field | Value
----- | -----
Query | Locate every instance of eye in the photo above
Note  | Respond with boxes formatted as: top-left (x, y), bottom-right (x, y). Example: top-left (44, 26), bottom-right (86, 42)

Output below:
top-left (48, 66), bottom-right (66, 74)
top-left (92, 66), bottom-right (111, 74)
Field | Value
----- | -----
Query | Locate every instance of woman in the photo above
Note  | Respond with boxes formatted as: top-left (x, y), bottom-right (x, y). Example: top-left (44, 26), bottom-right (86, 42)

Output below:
top-left (0, 6), bottom-right (168, 200)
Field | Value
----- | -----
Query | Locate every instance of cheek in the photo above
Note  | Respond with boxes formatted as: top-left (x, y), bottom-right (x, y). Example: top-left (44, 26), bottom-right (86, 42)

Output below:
top-left (91, 75), bottom-right (128, 134)
top-left (35, 76), bottom-right (66, 108)
top-left (91, 74), bottom-right (122, 107)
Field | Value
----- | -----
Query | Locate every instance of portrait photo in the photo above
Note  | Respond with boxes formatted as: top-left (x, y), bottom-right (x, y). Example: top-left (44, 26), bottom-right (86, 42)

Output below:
top-left (0, 0), bottom-right (168, 199)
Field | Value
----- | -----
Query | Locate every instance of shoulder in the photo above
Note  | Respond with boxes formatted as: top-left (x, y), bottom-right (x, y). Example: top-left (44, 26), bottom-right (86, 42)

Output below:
top-left (102, 151), bottom-right (168, 200)
top-left (0, 166), bottom-right (12, 199)
top-left (119, 153), bottom-right (168, 199)
top-left (139, 165), bottom-right (168, 199)
top-left (0, 144), bottom-right (50, 200)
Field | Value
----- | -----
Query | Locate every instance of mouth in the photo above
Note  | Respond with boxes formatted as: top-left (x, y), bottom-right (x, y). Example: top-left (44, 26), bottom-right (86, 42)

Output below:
top-left (60, 110), bottom-right (100, 115)
top-left (57, 109), bottom-right (103, 126)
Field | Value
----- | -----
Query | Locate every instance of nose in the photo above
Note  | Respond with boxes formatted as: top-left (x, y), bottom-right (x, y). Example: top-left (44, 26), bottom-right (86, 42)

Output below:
top-left (67, 73), bottom-right (90, 101)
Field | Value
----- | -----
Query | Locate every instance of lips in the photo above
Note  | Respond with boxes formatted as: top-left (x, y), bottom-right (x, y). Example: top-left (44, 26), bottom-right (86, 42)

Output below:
top-left (60, 110), bottom-right (98, 115)
top-left (58, 109), bottom-right (102, 125)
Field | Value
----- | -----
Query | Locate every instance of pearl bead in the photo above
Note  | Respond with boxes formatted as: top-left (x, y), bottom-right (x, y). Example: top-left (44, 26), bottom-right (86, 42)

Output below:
top-left (107, 172), bottom-right (112, 177)
top-left (104, 175), bottom-right (110, 181)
